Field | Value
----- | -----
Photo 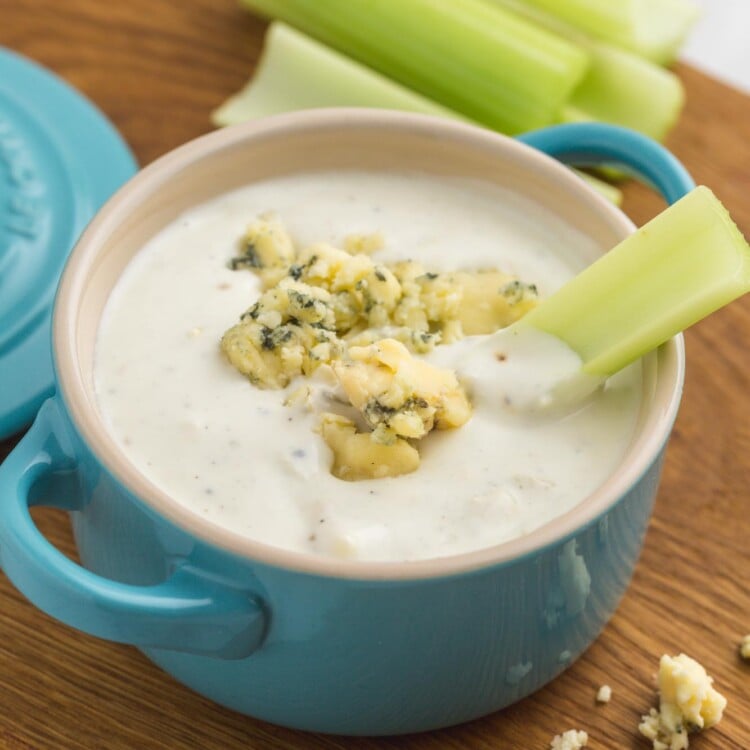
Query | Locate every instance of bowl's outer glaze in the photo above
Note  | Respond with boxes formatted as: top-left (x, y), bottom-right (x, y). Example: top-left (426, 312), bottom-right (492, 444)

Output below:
top-left (0, 112), bottom-right (693, 734)
top-left (74, 430), bottom-right (666, 734)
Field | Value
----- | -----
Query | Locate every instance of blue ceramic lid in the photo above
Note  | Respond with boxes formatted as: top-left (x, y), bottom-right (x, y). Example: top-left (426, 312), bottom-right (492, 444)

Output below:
top-left (0, 49), bottom-right (137, 439)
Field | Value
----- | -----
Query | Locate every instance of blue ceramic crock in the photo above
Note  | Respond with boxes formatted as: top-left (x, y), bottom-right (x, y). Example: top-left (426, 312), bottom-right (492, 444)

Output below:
top-left (0, 111), bottom-right (693, 735)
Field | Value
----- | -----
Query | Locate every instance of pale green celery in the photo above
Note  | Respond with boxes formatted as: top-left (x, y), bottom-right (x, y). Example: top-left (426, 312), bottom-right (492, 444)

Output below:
top-left (523, 187), bottom-right (750, 376)
top-left (572, 170), bottom-right (623, 206)
top-left (516, 0), bottom-right (699, 64)
top-left (561, 43), bottom-right (684, 141)
top-left (212, 23), bottom-right (461, 127)
top-left (490, 0), bottom-right (684, 140)
top-left (239, 0), bottom-right (589, 135)
top-left (213, 23), bottom-right (622, 206)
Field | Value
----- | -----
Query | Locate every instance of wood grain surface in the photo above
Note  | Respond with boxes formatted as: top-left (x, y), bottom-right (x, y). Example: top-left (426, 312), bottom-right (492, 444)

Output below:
top-left (1, 2), bottom-right (749, 748)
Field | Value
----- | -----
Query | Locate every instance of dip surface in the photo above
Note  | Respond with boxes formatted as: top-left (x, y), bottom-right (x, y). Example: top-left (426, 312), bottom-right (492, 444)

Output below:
top-left (94, 171), bottom-right (642, 561)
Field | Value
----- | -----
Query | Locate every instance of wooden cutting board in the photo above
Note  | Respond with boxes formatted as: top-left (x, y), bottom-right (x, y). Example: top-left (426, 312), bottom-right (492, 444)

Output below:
top-left (1, 2), bottom-right (749, 748)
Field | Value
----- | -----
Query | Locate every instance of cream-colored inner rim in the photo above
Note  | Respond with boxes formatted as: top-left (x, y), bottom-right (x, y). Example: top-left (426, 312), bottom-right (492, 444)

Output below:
top-left (53, 110), bottom-right (683, 580)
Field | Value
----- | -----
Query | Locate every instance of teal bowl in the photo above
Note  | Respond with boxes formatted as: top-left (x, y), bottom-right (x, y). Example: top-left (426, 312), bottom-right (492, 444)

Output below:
top-left (0, 110), bottom-right (690, 734)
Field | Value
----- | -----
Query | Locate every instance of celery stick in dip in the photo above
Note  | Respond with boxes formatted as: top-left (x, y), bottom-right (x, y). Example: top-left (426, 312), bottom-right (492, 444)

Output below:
top-left (445, 187), bottom-right (750, 418)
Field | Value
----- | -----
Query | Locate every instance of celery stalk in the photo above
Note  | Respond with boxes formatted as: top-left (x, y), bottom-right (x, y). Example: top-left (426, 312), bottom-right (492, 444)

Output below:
top-left (572, 170), bottom-right (623, 207)
top-left (212, 24), bottom-right (623, 206)
top-left (490, 0), bottom-right (684, 140)
top-left (239, 0), bottom-right (589, 135)
top-left (212, 23), bottom-right (462, 127)
top-left (561, 43), bottom-right (684, 142)
top-left (523, 187), bottom-right (750, 375)
top-left (515, 0), bottom-right (700, 64)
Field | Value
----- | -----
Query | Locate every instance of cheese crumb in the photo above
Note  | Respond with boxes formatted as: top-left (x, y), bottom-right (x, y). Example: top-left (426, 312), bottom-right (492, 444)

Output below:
top-left (740, 635), bottom-right (750, 659)
top-left (638, 653), bottom-right (726, 750)
top-left (550, 729), bottom-right (588, 750)
top-left (333, 339), bottom-right (472, 442)
top-left (324, 339), bottom-right (471, 479)
top-left (231, 214), bottom-right (296, 288)
top-left (221, 280), bottom-right (341, 389)
top-left (596, 684), bottom-right (611, 703)
top-left (319, 413), bottom-right (419, 481)
top-left (343, 231), bottom-right (384, 255)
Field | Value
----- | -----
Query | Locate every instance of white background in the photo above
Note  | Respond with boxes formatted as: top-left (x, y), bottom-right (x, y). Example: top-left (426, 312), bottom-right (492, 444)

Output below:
top-left (681, 0), bottom-right (750, 93)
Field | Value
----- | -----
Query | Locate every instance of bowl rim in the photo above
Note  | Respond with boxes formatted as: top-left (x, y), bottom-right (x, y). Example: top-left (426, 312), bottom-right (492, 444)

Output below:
top-left (53, 108), bottom-right (685, 581)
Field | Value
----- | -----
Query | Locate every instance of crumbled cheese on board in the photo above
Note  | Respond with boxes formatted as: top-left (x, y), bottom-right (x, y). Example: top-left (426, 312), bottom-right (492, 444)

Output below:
top-left (740, 635), bottom-right (750, 659)
top-left (222, 216), bottom-right (538, 479)
top-left (638, 653), bottom-right (726, 750)
top-left (550, 729), bottom-right (589, 749)
top-left (596, 685), bottom-right (611, 703)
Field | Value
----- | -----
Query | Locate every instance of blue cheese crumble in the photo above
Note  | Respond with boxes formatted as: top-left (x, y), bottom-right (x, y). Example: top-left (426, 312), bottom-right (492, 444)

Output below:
top-left (221, 216), bottom-right (537, 480)
top-left (638, 653), bottom-right (726, 750)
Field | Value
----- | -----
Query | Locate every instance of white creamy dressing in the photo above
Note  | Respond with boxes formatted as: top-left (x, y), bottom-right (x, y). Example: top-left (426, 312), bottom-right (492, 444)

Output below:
top-left (429, 325), bottom-right (606, 417)
top-left (94, 171), bottom-right (642, 562)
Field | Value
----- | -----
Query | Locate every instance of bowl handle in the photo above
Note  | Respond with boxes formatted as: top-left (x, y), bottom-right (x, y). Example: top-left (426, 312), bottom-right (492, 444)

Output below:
top-left (0, 398), bottom-right (266, 660)
top-left (518, 122), bottom-right (695, 205)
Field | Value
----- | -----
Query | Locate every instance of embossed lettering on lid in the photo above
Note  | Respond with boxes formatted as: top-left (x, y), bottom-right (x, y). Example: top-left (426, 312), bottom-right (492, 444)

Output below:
top-left (0, 48), bottom-right (136, 438)
top-left (0, 106), bottom-right (75, 354)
